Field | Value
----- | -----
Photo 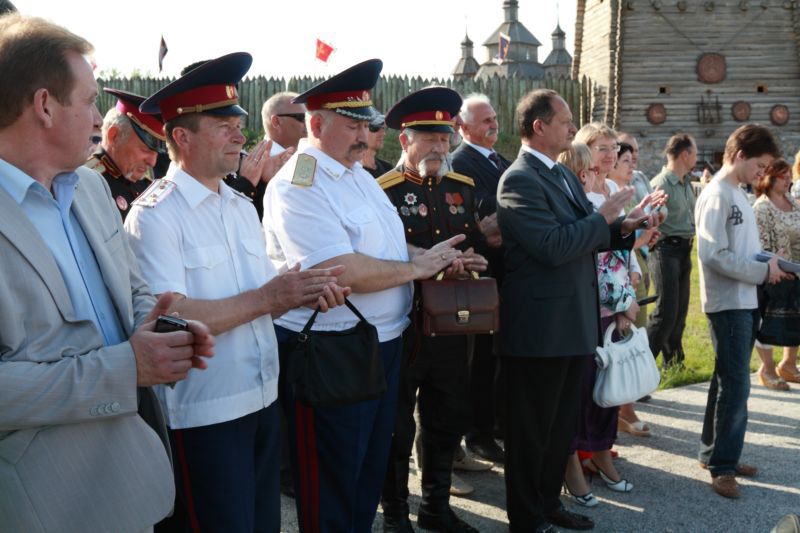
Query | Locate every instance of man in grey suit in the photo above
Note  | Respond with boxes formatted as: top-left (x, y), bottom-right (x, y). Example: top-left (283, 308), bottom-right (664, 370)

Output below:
top-left (496, 89), bottom-right (660, 532)
top-left (0, 14), bottom-right (214, 532)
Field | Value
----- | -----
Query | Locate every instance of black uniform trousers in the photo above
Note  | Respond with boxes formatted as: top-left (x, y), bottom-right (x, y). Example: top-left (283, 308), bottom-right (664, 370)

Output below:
top-left (467, 333), bottom-right (504, 442)
top-left (502, 354), bottom-right (589, 531)
top-left (382, 330), bottom-right (471, 516)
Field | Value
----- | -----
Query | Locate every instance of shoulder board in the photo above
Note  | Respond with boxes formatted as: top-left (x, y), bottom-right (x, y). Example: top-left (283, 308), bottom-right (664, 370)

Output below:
top-left (291, 153), bottom-right (317, 187)
top-left (445, 172), bottom-right (475, 187)
top-left (376, 170), bottom-right (404, 190)
top-left (131, 179), bottom-right (176, 208)
top-left (84, 156), bottom-right (106, 175)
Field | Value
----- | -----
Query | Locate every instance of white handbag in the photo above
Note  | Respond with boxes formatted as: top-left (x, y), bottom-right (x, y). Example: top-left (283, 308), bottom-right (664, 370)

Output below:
top-left (593, 324), bottom-right (661, 408)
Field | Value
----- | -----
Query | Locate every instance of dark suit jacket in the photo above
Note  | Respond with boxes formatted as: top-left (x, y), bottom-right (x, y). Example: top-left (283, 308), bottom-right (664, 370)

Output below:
top-left (451, 142), bottom-right (510, 218)
top-left (496, 149), bottom-right (634, 358)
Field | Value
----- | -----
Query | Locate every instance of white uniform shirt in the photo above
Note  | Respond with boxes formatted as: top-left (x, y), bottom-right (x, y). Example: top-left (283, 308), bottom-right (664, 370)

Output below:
top-left (125, 165), bottom-right (279, 429)
top-left (263, 139), bottom-right (412, 342)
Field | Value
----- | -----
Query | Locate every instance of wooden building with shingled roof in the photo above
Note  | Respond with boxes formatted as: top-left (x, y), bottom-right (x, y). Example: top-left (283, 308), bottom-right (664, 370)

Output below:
top-left (573, 0), bottom-right (800, 175)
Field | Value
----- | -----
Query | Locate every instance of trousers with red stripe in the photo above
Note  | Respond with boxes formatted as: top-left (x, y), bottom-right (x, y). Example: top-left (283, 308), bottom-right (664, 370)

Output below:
top-left (276, 326), bottom-right (403, 532)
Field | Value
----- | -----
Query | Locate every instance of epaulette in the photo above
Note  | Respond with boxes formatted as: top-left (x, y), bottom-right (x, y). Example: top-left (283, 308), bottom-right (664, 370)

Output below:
top-left (291, 153), bottom-right (317, 187)
top-left (131, 179), bottom-right (176, 208)
top-left (84, 156), bottom-right (106, 175)
top-left (445, 172), bottom-right (475, 187)
top-left (376, 170), bottom-right (404, 190)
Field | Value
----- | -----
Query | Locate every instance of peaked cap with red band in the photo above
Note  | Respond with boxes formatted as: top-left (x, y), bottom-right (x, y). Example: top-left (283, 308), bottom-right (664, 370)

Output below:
top-left (293, 58), bottom-right (381, 121)
top-left (140, 52), bottom-right (252, 122)
top-left (103, 88), bottom-right (166, 153)
top-left (385, 86), bottom-right (462, 133)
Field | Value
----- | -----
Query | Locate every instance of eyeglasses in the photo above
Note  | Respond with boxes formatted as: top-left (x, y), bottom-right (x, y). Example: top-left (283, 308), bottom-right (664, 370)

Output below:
top-left (368, 124), bottom-right (386, 133)
top-left (277, 113), bottom-right (305, 123)
top-left (592, 144), bottom-right (618, 154)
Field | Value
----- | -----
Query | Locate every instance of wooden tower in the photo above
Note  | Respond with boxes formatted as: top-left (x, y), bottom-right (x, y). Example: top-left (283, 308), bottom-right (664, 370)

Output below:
top-left (573, 0), bottom-right (800, 174)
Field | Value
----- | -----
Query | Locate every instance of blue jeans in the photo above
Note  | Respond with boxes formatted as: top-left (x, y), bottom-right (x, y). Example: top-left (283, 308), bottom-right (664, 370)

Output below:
top-left (699, 309), bottom-right (758, 476)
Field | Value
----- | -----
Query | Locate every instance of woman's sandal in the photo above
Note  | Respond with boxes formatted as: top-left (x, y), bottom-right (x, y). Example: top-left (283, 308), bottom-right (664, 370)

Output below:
top-left (589, 459), bottom-right (633, 493)
top-left (758, 371), bottom-right (790, 391)
top-left (618, 416), bottom-right (651, 437)
top-left (563, 481), bottom-right (599, 507)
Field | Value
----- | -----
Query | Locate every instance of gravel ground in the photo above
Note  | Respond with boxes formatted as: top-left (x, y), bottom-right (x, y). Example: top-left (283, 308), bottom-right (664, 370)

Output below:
top-left (280, 374), bottom-right (800, 532)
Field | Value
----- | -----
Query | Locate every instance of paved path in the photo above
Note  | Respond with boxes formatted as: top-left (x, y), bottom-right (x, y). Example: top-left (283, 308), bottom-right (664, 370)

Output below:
top-left (280, 374), bottom-right (800, 532)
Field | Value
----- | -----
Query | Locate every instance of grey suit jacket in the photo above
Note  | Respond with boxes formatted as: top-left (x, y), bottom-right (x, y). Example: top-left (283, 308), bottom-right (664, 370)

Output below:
top-left (0, 166), bottom-right (174, 532)
top-left (496, 149), bottom-right (634, 358)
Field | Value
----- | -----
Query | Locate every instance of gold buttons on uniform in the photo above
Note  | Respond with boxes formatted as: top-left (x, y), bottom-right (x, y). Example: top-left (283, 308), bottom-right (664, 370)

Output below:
top-left (435, 229), bottom-right (440, 234)
top-left (407, 228), bottom-right (412, 233)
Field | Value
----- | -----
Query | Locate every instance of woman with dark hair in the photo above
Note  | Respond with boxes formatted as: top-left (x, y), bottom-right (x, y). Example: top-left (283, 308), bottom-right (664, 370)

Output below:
top-left (753, 158), bottom-right (800, 390)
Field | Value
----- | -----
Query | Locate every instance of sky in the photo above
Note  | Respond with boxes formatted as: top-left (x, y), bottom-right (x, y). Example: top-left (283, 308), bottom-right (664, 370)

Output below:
top-left (14, 0), bottom-right (576, 80)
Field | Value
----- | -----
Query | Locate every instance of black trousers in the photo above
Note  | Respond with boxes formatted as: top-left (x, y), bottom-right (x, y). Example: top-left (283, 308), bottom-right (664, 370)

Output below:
top-left (647, 240), bottom-right (693, 367)
top-left (382, 331), bottom-right (471, 516)
top-left (502, 354), bottom-right (589, 531)
top-left (467, 333), bottom-right (504, 442)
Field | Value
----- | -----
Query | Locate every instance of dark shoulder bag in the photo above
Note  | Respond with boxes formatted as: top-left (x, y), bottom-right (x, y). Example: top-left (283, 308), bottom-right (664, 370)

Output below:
top-left (286, 298), bottom-right (386, 407)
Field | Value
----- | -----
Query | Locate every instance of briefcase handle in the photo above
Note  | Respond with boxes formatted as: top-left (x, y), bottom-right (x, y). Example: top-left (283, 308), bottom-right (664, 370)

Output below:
top-left (299, 298), bottom-right (367, 339)
top-left (433, 270), bottom-right (480, 281)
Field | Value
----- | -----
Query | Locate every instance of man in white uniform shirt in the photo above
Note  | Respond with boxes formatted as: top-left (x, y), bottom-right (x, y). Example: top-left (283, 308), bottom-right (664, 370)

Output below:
top-left (125, 52), bottom-right (347, 532)
top-left (263, 59), bottom-right (465, 532)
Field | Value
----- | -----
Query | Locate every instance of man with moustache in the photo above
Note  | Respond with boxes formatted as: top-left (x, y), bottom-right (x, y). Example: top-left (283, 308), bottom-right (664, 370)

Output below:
top-left (125, 53), bottom-right (348, 531)
top-left (0, 14), bottom-right (214, 531)
top-left (87, 88), bottom-right (165, 220)
top-left (264, 60), bottom-right (465, 532)
top-left (451, 93), bottom-right (507, 464)
top-left (496, 89), bottom-right (660, 531)
top-left (378, 87), bottom-right (487, 533)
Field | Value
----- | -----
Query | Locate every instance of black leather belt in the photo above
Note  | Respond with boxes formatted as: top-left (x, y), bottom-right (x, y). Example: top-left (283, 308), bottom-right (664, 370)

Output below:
top-left (661, 236), bottom-right (694, 247)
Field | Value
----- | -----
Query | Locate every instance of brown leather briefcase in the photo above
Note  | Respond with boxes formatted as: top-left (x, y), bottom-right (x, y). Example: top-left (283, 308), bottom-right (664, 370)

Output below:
top-left (419, 272), bottom-right (500, 336)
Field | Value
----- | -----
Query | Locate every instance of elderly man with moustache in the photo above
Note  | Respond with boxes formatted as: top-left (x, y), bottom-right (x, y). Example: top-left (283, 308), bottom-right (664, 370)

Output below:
top-left (378, 87), bottom-right (488, 533)
top-left (87, 88), bottom-right (166, 220)
top-left (0, 13), bottom-right (214, 532)
top-left (264, 60), bottom-right (466, 532)
top-left (125, 53), bottom-right (347, 532)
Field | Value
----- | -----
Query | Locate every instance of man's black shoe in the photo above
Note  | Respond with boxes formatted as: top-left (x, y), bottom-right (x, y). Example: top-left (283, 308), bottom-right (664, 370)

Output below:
top-left (545, 508), bottom-right (593, 530)
top-left (383, 513), bottom-right (414, 533)
top-left (417, 507), bottom-right (479, 532)
top-left (466, 437), bottom-right (505, 464)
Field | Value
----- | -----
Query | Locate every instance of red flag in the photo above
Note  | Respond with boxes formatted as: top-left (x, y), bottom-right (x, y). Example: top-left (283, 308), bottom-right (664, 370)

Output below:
top-left (158, 36), bottom-right (168, 73)
top-left (315, 39), bottom-right (334, 62)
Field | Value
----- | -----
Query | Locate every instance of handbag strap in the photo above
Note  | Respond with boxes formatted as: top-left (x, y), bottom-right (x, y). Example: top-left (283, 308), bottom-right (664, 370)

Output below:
top-left (299, 297), bottom-right (368, 336)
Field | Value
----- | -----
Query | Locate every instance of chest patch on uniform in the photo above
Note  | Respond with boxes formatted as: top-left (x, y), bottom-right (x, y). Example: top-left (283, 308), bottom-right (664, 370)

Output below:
top-left (132, 179), bottom-right (176, 208)
top-left (291, 154), bottom-right (317, 187)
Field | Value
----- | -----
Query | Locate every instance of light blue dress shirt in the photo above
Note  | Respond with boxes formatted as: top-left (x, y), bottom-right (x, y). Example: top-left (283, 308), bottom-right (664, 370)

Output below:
top-left (0, 158), bottom-right (125, 346)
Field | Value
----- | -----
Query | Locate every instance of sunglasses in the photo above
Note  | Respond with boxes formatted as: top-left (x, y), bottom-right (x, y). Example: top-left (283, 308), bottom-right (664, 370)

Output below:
top-left (277, 113), bottom-right (305, 123)
top-left (368, 124), bottom-right (386, 133)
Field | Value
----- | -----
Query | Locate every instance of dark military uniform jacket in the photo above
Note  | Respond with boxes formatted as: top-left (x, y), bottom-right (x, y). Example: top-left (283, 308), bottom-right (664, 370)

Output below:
top-left (85, 148), bottom-right (151, 221)
top-left (377, 166), bottom-right (486, 255)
